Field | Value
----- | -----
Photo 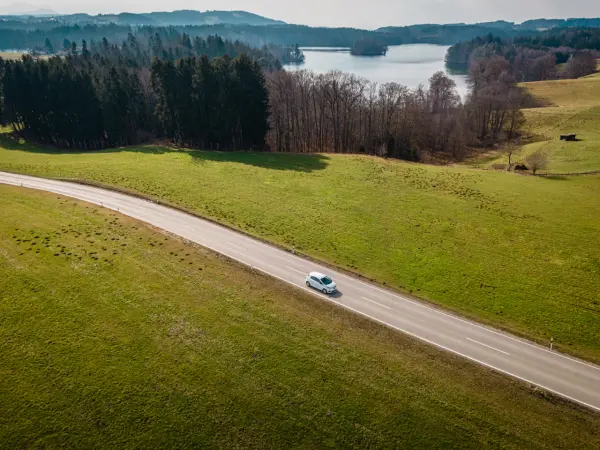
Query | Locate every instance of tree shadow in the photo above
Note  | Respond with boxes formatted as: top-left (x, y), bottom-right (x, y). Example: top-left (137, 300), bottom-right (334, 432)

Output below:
top-left (0, 133), bottom-right (330, 172)
top-left (540, 175), bottom-right (569, 181)
top-left (188, 150), bottom-right (329, 172)
top-left (0, 133), bottom-right (174, 155)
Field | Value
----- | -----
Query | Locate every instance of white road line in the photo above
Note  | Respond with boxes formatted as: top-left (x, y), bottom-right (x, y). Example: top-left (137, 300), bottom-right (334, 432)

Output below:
top-left (286, 266), bottom-right (306, 275)
top-left (226, 241), bottom-right (247, 251)
top-left (331, 266), bottom-right (600, 372)
top-left (271, 253), bottom-right (293, 262)
top-left (362, 297), bottom-right (392, 310)
top-left (466, 338), bottom-right (510, 356)
top-left (249, 262), bottom-right (600, 413)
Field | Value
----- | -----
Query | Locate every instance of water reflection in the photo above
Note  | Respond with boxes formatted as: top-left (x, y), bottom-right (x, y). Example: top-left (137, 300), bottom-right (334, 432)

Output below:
top-left (285, 44), bottom-right (469, 97)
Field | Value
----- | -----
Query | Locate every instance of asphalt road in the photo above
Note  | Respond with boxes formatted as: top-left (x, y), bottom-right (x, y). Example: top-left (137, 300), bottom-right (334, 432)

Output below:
top-left (2, 171), bottom-right (600, 412)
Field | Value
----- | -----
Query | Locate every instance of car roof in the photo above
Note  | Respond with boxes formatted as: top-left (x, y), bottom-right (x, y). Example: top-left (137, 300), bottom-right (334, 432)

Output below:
top-left (309, 272), bottom-right (328, 279)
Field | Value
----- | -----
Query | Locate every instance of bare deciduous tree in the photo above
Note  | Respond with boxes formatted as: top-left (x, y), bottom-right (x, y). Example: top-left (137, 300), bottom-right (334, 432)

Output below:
top-left (505, 140), bottom-right (520, 171)
top-left (267, 60), bottom-right (526, 161)
top-left (466, 56), bottom-right (529, 143)
top-left (526, 150), bottom-right (549, 175)
top-left (267, 70), bottom-right (468, 161)
top-left (563, 52), bottom-right (598, 79)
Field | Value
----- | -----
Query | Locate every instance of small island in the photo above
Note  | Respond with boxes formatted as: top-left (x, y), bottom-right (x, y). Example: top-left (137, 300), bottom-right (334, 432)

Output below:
top-left (350, 38), bottom-right (389, 56)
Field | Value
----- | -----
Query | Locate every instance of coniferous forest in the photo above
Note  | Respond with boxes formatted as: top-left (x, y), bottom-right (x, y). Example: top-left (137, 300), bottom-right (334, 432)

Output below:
top-left (0, 32), bottom-right (270, 150)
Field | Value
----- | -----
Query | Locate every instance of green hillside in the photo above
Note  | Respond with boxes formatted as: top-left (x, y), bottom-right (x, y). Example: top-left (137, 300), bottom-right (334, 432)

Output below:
top-left (473, 73), bottom-right (600, 173)
top-left (1, 139), bottom-right (599, 361)
top-left (1, 185), bottom-right (599, 448)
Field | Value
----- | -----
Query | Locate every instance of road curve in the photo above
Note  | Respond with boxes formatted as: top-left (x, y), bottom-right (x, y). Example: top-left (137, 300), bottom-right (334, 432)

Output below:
top-left (2, 171), bottom-right (600, 412)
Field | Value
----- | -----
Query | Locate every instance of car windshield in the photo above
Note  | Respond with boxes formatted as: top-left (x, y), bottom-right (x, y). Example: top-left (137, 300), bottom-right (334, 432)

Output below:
top-left (321, 277), bottom-right (333, 285)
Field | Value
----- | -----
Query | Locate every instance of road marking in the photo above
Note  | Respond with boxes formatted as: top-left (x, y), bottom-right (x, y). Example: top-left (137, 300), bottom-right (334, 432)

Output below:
top-left (245, 263), bottom-right (600, 413)
top-left (328, 265), bottom-right (600, 372)
top-left (226, 241), bottom-right (247, 251)
top-left (466, 338), bottom-right (510, 355)
top-left (286, 266), bottom-right (306, 275)
top-left (271, 253), bottom-right (293, 262)
top-left (362, 297), bottom-right (391, 310)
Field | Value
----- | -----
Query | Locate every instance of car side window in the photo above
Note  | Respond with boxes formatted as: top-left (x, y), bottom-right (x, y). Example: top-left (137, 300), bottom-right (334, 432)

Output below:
top-left (311, 276), bottom-right (320, 283)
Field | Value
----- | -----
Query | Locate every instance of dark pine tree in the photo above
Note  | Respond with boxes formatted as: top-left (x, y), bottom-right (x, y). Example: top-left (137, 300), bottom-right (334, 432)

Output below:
top-left (233, 54), bottom-right (269, 149)
top-left (44, 38), bottom-right (54, 54)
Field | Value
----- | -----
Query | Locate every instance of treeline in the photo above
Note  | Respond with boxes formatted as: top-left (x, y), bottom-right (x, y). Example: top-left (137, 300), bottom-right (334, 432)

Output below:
top-left (151, 54), bottom-right (268, 149)
top-left (0, 41), bottom-right (527, 161)
top-left (0, 21), bottom-right (528, 50)
top-left (4, 15), bottom-right (600, 54)
top-left (0, 52), bottom-right (268, 150)
top-left (0, 24), bottom-right (131, 51)
top-left (268, 62), bottom-right (527, 160)
top-left (0, 23), bottom-right (402, 51)
top-left (0, 55), bottom-right (151, 148)
top-left (446, 30), bottom-right (600, 81)
top-left (95, 30), bottom-right (286, 71)
top-left (0, 25), bottom-right (304, 69)
top-left (350, 39), bottom-right (388, 56)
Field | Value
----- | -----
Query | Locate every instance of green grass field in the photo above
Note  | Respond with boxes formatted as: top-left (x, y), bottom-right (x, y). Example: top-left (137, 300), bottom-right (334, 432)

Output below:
top-left (1, 185), bottom-right (599, 448)
top-left (473, 74), bottom-right (600, 173)
top-left (0, 51), bottom-right (51, 61)
top-left (0, 51), bottom-right (25, 61)
top-left (1, 141), bottom-right (600, 362)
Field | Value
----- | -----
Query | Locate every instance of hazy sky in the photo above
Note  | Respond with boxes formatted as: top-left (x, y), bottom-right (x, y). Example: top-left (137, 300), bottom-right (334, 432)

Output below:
top-left (5, 1), bottom-right (600, 29)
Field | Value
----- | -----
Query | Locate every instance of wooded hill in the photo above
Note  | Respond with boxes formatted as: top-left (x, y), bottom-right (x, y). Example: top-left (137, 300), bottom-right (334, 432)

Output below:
top-left (2, 13), bottom-right (600, 52)
top-left (446, 29), bottom-right (600, 81)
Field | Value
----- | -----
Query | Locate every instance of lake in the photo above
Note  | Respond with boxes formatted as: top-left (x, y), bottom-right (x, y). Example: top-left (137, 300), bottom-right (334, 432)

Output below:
top-left (285, 44), bottom-right (468, 97)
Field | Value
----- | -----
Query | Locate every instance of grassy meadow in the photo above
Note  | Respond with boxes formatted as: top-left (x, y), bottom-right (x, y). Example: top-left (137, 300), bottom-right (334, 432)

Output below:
top-left (473, 73), bottom-right (600, 173)
top-left (0, 51), bottom-right (25, 61)
top-left (0, 51), bottom-right (51, 61)
top-left (1, 185), bottom-right (599, 448)
top-left (1, 140), bottom-right (600, 362)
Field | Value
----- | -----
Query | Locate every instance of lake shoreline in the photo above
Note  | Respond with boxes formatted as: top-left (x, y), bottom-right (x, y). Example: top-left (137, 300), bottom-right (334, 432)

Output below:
top-left (285, 44), bottom-right (468, 96)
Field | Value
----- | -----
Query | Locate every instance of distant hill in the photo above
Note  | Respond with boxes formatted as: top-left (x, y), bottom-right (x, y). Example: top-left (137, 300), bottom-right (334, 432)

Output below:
top-left (2, 12), bottom-right (600, 53)
top-left (518, 18), bottom-right (600, 30)
top-left (378, 18), bottom-right (600, 34)
top-left (144, 10), bottom-right (285, 26)
top-left (0, 2), bottom-right (56, 16)
top-left (56, 10), bottom-right (285, 27)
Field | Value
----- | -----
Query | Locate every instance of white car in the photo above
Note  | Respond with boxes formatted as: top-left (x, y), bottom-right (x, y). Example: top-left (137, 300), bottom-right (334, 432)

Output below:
top-left (306, 271), bottom-right (337, 294)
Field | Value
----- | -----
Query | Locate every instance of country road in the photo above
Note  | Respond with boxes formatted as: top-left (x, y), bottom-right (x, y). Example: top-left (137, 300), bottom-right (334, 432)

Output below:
top-left (2, 171), bottom-right (600, 412)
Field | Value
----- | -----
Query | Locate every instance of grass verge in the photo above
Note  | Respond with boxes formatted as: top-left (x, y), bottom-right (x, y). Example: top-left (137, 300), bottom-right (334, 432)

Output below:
top-left (1, 141), bottom-right (600, 362)
top-left (1, 185), bottom-right (599, 448)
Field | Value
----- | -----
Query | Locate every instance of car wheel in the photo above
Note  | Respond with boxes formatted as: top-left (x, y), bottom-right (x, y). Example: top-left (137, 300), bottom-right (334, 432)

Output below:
top-left (306, 281), bottom-right (311, 287)
top-left (322, 288), bottom-right (328, 294)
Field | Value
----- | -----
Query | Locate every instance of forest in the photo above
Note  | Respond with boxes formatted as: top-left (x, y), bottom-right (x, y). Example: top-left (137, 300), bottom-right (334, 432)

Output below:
top-left (0, 34), bottom-right (270, 150)
top-left (446, 29), bottom-right (600, 81)
top-left (0, 28), bottom-right (528, 162)
top-left (0, 23), bottom-right (404, 51)
top-left (0, 25), bottom-right (304, 66)
top-left (350, 39), bottom-right (388, 56)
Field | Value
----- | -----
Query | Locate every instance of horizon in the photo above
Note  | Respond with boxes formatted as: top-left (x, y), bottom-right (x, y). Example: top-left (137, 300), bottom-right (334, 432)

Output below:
top-left (1, 1), bottom-right (600, 29)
